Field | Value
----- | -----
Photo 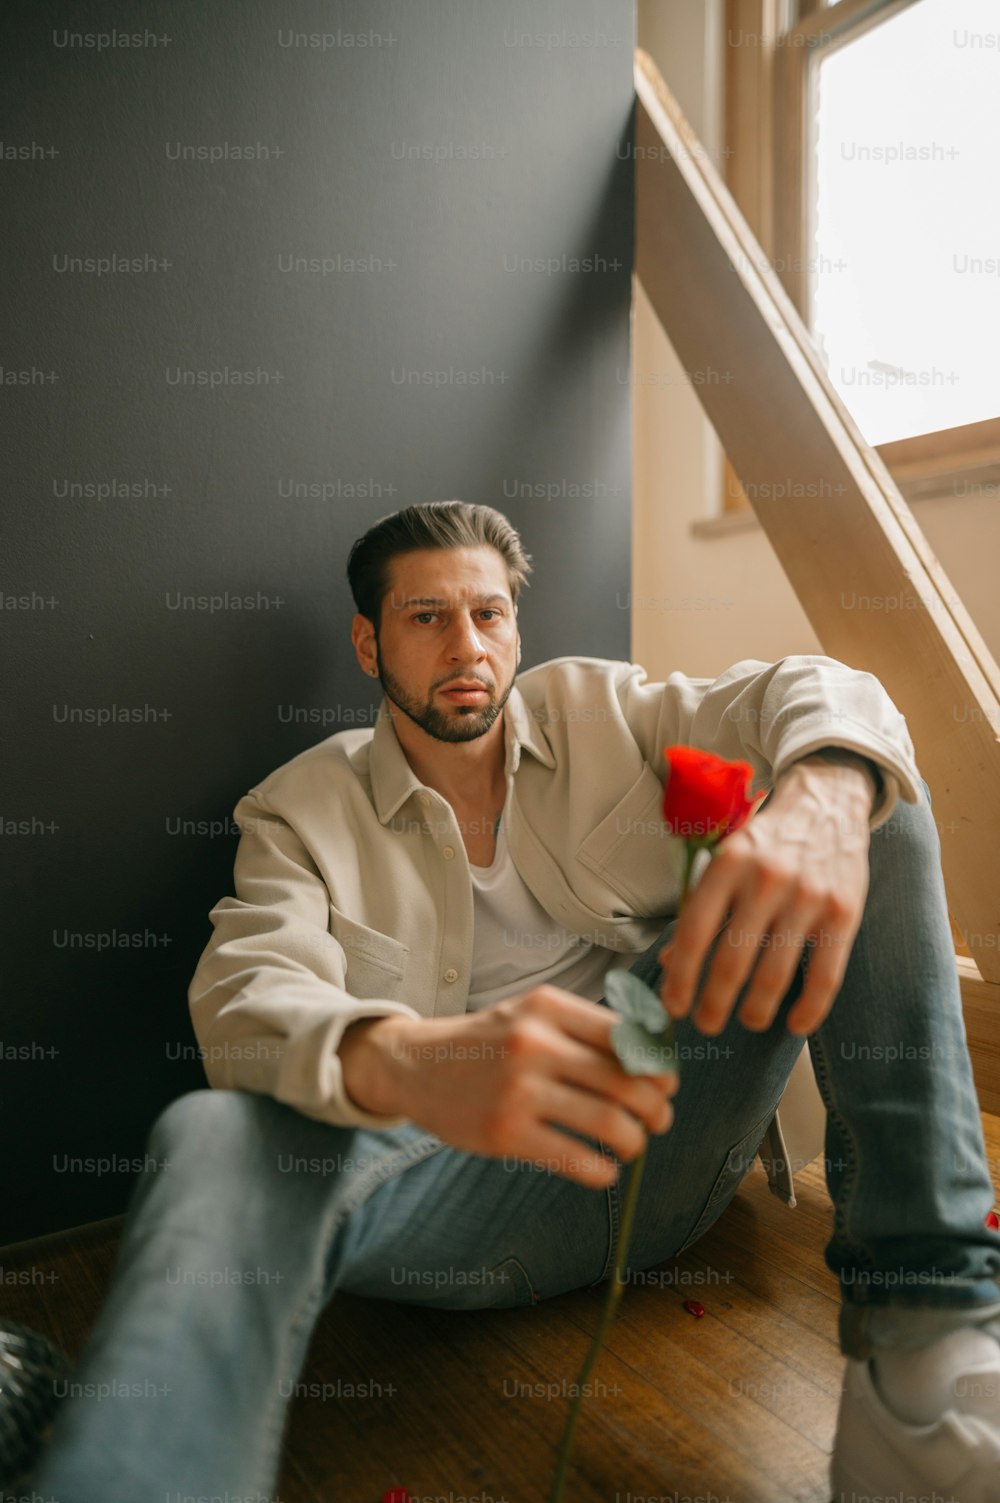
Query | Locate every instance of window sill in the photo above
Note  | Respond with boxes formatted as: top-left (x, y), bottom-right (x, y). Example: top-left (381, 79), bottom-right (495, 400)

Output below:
top-left (691, 468), bottom-right (993, 539)
top-left (690, 510), bottom-right (760, 539)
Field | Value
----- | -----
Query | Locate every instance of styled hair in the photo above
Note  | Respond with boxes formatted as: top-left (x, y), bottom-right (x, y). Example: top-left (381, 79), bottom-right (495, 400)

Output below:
top-left (346, 499), bottom-right (533, 630)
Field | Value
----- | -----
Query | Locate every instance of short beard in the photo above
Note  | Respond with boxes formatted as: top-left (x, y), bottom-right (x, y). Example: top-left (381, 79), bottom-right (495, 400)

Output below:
top-left (373, 645), bottom-right (515, 744)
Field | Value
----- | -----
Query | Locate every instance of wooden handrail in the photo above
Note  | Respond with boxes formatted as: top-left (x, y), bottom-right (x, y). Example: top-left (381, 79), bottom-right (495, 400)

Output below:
top-left (634, 47), bottom-right (1000, 985)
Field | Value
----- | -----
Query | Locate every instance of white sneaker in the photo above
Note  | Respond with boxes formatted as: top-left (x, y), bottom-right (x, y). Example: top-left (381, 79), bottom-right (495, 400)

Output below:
top-left (831, 1347), bottom-right (1000, 1502)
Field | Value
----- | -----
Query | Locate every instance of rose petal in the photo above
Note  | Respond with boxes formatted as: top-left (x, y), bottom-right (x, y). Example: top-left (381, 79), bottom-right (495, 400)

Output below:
top-left (661, 745), bottom-right (759, 840)
top-left (682, 1298), bottom-right (705, 1318)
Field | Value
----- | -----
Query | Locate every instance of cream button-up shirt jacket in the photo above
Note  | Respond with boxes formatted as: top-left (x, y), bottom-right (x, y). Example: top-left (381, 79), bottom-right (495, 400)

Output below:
top-left (187, 653), bottom-right (924, 1206)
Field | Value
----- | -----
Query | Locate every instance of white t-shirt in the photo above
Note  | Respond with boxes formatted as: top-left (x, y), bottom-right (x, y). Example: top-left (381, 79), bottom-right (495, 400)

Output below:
top-left (465, 779), bottom-right (637, 1011)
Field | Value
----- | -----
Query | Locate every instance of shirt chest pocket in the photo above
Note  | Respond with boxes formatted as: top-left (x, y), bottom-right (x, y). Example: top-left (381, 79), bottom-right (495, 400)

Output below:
top-left (575, 762), bottom-right (672, 917)
top-left (328, 904), bottom-right (410, 1000)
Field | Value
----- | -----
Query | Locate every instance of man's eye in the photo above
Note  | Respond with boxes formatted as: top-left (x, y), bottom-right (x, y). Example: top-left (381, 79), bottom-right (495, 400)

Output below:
top-left (412, 610), bottom-right (502, 624)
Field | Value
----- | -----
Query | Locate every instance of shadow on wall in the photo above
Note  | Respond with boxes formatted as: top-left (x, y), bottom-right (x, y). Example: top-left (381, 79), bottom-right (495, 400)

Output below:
top-left (3, 0), bottom-right (635, 1244)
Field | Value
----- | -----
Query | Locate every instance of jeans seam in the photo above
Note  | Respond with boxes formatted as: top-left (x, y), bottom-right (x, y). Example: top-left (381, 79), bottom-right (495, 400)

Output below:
top-left (490, 1252), bottom-right (540, 1306)
top-left (673, 1102), bottom-right (780, 1258)
top-left (335, 1131), bottom-right (448, 1219)
top-left (592, 1140), bottom-right (621, 1287)
top-left (808, 1020), bottom-right (872, 1286)
top-left (251, 1272), bottom-right (327, 1495)
top-left (252, 1128), bottom-right (450, 1491)
top-left (323, 1130), bottom-right (450, 1293)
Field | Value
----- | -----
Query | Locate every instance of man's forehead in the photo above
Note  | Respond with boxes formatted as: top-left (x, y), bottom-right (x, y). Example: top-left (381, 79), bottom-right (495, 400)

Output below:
top-left (386, 549), bottom-right (512, 610)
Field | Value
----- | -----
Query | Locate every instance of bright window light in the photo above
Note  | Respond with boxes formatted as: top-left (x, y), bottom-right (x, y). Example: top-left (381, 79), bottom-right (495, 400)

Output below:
top-left (811, 0), bottom-right (1000, 444)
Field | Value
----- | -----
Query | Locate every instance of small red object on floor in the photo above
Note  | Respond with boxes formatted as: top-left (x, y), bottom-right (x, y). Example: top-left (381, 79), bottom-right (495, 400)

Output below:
top-left (683, 1298), bottom-right (705, 1318)
top-left (381, 1491), bottom-right (413, 1503)
top-left (986, 1210), bottom-right (1000, 1231)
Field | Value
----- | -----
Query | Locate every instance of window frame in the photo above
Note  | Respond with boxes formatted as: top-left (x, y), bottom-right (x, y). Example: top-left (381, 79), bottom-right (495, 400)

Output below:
top-left (721, 0), bottom-right (993, 512)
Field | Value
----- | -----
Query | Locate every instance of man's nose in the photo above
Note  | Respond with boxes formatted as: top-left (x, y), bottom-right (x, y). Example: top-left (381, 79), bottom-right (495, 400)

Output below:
top-left (446, 615), bottom-right (487, 659)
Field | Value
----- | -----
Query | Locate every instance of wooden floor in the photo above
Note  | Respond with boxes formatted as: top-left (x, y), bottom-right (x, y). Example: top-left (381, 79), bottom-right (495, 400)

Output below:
top-left (4, 1112), bottom-right (1000, 1503)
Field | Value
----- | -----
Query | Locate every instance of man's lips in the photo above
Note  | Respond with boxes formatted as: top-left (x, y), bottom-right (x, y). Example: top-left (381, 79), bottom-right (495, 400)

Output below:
top-left (441, 684), bottom-right (489, 699)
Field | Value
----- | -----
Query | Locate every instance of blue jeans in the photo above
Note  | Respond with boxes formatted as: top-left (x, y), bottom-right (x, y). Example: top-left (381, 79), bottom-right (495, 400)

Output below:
top-left (27, 778), bottom-right (1000, 1501)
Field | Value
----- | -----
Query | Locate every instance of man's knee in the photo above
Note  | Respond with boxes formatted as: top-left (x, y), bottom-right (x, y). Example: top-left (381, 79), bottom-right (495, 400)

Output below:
top-left (869, 776), bottom-right (939, 864)
top-left (147, 1086), bottom-right (281, 1158)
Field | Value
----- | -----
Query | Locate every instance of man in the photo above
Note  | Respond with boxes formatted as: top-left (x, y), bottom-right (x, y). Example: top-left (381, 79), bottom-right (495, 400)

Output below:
top-left (26, 500), bottom-right (1000, 1501)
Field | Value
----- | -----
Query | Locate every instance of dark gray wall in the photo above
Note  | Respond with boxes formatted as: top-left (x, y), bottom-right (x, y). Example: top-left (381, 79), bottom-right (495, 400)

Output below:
top-left (2, 0), bottom-right (635, 1245)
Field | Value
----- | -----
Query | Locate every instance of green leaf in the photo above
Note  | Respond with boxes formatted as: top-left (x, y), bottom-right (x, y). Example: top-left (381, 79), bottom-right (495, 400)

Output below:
top-left (603, 970), bottom-right (680, 1077)
top-left (604, 968), bottom-right (668, 1031)
top-left (610, 1016), bottom-right (680, 1076)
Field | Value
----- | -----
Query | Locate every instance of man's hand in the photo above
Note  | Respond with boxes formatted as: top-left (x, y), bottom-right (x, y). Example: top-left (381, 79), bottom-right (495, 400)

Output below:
top-left (658, 756), bottom-right (875, 1039)
top-left (338, 988), bottom-right (680, 1190)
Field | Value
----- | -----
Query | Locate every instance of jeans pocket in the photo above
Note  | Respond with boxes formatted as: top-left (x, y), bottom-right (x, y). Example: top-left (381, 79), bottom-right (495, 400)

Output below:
top-left (408, 1253), bottom-right (539, 1311)
top-left (483, 1253), bottom-right (539, 1309)
top-left (673, 1106), bottom-right (777, 1256)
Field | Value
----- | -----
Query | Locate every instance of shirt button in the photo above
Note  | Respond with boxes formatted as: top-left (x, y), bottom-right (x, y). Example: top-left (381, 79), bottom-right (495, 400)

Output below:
top-left (444, 967), bottom-right (459, 983)
top-left (418, 794), bottom-right (431, 806)
top-left (442, 845), bottom-right (455, 859)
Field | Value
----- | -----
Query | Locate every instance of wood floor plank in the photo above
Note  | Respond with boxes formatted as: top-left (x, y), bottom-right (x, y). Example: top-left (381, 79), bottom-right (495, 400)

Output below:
top-left (3, 1108), bottom-right (999, 1501)
top-left (478, 1296), bottom-right (828, 1502)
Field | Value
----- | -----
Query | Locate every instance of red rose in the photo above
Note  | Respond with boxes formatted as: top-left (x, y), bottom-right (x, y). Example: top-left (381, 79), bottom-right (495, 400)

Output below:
top-left (661, 744), bottom-right (765, 845)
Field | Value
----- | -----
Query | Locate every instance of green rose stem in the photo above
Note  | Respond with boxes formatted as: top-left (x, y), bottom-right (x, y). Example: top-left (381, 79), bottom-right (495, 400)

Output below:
top-left (549, 841), bottom-right (698, 1503)
top-left (548, 1138), bottom-right (651, 1503)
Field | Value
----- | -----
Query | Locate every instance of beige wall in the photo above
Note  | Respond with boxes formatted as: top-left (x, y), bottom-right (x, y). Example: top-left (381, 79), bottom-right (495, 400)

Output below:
top-left (633, 0), bottom-right (1000, 682)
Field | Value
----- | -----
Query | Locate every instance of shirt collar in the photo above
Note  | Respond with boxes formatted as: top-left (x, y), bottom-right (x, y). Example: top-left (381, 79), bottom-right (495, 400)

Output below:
top-left (369, 680), bottom-right (556, 826)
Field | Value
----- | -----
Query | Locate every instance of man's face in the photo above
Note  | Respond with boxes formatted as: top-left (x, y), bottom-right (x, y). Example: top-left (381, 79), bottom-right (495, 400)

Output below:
top-left (370, 545), bottom-right (521, 744)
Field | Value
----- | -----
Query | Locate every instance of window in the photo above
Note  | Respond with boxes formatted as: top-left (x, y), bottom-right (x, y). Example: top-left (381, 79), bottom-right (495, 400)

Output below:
top-left (721, 0), bottom-right (1000, 511)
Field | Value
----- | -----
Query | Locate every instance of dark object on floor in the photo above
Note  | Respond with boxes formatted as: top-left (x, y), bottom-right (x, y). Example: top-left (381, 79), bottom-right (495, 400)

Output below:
top-left (0, 1320), bottom-right (71, 1493)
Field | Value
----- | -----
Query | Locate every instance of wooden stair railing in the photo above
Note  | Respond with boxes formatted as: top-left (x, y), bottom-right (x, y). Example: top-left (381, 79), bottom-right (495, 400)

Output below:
top-left (633, 48), bottom-right (1000, 1018)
